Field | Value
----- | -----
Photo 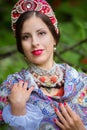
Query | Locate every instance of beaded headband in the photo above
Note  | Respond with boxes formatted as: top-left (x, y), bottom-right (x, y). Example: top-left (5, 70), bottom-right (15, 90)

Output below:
top-left (11, 0), bottom-right (58, 33)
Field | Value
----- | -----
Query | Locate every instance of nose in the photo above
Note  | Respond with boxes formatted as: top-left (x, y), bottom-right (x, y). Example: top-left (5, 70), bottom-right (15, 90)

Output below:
top-left (32, 35), bottom-right (40, 47)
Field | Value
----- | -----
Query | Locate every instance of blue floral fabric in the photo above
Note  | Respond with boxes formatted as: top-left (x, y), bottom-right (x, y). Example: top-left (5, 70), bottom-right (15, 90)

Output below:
top-left (0, 63), bottom-right (87, 130)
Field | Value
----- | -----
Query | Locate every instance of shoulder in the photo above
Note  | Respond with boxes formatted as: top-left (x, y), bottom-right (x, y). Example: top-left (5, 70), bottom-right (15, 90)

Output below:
top-left (60, 63), bottom-right (87, 105)
top-left (57, 63), bottom-right (79, 79)
top-left (58, 63), bottom-right (87, 94)
top-left (3, 68), bottom-right (28, 83)
top-left (58, 63), bottom-right (87, 79)
top-left (0, 68), bottom-right (28, 94)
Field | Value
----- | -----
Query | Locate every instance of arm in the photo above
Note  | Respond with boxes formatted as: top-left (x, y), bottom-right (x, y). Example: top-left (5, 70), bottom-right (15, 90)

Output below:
top-left (0, 73), bottom-right (20, 125)
top-left (2, 81), bottom-right (43, 130)
top-left (0, 73), bottom-right (32, 124)
top-left (2, 103), bottom-right (43, 130)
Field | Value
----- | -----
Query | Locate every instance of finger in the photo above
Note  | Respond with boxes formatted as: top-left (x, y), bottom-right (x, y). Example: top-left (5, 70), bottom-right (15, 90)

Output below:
top-left (13, 83), bottom-right (18, 88)
top-left (27, 86), bottom-right (34, 95)
top-left (18, 80), bottom-right (24, 87)
top-left (64, 102), bottom-right (75, 118)
top-left (54, 107), bottom-right (67, 126)
top-left (53, 118), bottom-right (65, 129)
top-left (64, 102), bottom-right (80, 129)
top-left (23, 81), bottom-right (28, 90)
top-left (12, 83), bottom-right (18, 90)
top-left (59, 103), bottom-right (73, 123)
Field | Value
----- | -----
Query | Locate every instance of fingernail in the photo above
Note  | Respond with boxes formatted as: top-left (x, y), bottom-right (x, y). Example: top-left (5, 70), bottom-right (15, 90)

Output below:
top-left (31, 86), bottom-right (34, 89)
top-left (20, 80), bottom-right (24, 82)
top-left (64, 102), bottom-right (67, 106)
top-left (53, 118), bottom-right (57, 123)
top-left (59, 103), bottom-right (62, 107)
top-left (54, 107), bottom-right (58, 112)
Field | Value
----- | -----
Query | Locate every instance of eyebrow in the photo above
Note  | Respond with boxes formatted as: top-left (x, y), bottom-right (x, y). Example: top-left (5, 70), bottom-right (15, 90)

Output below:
top-left (21, 32), bottom-right (30, 35)
top-left (36, 28), bottom-right (46, 32)
top-left (21, 28), bottom-right (47, 35)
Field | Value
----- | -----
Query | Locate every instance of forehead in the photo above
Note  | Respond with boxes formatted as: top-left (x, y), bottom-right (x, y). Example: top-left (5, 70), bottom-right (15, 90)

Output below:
top-left (22, 15), bottom-right (49, 32)
top-left (23, 15), bottom-right (45, 25)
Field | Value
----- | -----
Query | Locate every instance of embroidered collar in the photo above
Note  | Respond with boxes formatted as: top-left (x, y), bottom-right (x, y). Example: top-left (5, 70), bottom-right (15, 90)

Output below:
top-left (28, 63), bottom-right (65, 91)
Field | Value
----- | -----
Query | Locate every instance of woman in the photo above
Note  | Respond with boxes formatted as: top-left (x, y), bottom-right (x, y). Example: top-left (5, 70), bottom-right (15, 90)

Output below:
top-left (0, 0), bottom-right (87, 130)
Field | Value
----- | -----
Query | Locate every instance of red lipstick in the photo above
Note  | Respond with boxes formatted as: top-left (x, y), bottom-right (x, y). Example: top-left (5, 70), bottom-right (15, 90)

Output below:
top-left (32, 49), bottom-right (43, 56)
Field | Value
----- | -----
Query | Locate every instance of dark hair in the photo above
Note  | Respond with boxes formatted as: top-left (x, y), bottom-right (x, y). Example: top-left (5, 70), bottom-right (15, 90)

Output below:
top-left (15, 11), bottom-right (60, 54)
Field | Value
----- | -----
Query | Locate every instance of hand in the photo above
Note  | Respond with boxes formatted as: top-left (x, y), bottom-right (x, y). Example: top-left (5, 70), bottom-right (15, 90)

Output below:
top-left (8, 80), bottom-right (34, 115)
top-left (54, 102), bottom-right (86, 130)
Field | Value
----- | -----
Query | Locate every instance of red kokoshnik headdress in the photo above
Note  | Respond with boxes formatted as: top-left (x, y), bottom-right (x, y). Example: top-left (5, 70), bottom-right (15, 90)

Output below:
top-left (11, 0), bottom-right (58, 33)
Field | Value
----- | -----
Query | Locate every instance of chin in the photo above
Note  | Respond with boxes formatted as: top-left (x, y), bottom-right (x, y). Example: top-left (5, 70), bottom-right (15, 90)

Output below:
top-left (32, 60), bottom-right (46, 66)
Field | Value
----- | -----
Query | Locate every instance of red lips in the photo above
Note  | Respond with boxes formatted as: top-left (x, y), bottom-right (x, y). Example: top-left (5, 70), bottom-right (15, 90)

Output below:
top-left (32, 49), bottom-right (43, 56)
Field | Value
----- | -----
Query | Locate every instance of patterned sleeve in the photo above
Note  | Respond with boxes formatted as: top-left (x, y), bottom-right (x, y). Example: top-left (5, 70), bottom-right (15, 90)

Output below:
top-left (2, 103), bottom-right (43, 130)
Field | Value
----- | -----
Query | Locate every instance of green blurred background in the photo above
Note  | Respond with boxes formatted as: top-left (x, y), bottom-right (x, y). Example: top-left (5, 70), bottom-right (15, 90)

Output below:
top-left (0, 0), bottom-right (87, 129)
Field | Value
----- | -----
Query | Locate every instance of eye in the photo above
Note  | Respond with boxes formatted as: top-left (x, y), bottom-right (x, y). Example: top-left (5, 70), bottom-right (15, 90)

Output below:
top-left (39, 31), bottom-right (46, 36)
top-left (21, 34), bottom-right (30, 41)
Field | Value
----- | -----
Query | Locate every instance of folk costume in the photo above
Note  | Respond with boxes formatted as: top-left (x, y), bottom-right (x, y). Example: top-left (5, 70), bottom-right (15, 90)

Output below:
top-left (0, 0), bottom-right (87, 129)
top-left (0, 63), bottom-right (87, 129)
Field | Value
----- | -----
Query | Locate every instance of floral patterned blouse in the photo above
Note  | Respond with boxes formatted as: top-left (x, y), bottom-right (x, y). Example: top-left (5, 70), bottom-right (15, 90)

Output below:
top-left (0, 63), bottom-right (87, 130)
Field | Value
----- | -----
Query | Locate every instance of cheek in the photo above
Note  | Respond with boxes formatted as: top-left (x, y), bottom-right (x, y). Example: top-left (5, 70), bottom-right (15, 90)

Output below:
top-left (47, 40), bottom-right (54, 50)
top-left (22, 45), bottom-right (31, 56)
top-left (45, 44), bottom-right (54, 55)
top-left (22, 43), bottom-right (30, 51)
top-left (45, 37), bottom-right (54, 47)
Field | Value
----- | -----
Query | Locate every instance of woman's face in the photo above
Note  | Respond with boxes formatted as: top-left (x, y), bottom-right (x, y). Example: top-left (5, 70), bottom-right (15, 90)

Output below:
top-left (21, 15), bottom-right (56, 69)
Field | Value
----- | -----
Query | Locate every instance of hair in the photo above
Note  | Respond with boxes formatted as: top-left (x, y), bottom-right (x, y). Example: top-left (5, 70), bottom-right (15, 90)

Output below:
top-left (15, 11), bottom-right (60, 54)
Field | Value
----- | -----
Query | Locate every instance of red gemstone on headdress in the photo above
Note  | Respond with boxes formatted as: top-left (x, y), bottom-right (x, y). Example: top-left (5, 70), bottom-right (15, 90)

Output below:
top-left (13, 11), bottom-right (20, 18)
top-left (22, 0), bottom-right (37, 11)
top-left (50, 17), bottom-right (56, 24)
top-left (42, 6), bottom-right (50, 13)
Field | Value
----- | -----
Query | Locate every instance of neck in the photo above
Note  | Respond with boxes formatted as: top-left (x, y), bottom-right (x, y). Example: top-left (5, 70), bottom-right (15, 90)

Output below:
top-left (29, 62), bottom-right (58, 78)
